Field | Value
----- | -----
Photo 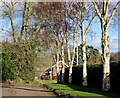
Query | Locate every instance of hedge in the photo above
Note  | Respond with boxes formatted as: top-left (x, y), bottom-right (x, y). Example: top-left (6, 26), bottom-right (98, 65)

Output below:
top-left (64, 62), bottom-right (120, 92)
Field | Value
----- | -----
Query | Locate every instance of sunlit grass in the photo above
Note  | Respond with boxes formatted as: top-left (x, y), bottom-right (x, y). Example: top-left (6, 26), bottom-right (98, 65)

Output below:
top-left (45, 83), bottom-right (120, 97)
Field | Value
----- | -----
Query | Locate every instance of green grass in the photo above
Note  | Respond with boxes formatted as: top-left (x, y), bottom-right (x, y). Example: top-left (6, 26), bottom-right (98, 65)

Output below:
top-left (45, 83), bottom-right (120, 97)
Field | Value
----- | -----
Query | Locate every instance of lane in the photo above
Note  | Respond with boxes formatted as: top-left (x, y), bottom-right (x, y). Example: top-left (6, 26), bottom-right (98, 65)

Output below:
top-left (2, 84), bottom-right (57, 97)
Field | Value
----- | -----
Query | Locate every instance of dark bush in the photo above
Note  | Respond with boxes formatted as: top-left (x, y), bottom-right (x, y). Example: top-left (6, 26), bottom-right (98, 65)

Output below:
top-left (110, 62), bottom-right (120, 92)
top-left (87, 64), bottom-right (103, 89)
top-left (72, 66), bottom-right (82, 85)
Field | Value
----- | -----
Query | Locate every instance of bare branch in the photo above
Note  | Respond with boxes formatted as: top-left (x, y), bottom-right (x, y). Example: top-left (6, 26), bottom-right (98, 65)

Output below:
top-left (85, 15), bottom-right (96, 34)
top-left (107, 1), bottom-right (120, 28)
top-left (92, 0), bottom-right (102, 19)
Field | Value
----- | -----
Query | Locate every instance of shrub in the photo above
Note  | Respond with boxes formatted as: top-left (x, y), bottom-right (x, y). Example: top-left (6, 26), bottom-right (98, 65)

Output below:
top-left (1, 52), bottom-right (16, 81)
top-left (19, 72), bottom-right (35, 83)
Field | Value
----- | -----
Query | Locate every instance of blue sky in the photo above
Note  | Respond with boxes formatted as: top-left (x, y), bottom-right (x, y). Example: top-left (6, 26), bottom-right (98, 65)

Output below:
top-left (0, 2), bottom-right (119, 54)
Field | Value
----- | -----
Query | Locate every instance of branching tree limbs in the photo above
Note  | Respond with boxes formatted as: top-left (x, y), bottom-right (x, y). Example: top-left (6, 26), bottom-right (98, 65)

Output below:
top-left (2, 1), bottom-right (16, 42)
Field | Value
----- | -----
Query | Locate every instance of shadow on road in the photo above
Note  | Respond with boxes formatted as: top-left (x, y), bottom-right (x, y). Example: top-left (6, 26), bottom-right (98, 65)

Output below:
top-left (2, 85), bottom-right (52, 93)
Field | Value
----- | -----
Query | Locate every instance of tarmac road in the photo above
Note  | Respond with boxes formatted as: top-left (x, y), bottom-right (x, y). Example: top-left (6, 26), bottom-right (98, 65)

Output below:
top-left (2, 84), bottom-right (58, 97)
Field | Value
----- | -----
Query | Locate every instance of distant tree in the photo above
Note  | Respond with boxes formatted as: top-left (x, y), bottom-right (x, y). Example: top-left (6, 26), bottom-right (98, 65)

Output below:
top-left (74, 44), bottom-right (100, 65)
top-left (110, 52), bottom-right (120, 62)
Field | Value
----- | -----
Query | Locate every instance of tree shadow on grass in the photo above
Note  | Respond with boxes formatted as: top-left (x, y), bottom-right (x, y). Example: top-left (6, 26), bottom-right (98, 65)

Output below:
top-left (66, 84), bottom-right (120, 97)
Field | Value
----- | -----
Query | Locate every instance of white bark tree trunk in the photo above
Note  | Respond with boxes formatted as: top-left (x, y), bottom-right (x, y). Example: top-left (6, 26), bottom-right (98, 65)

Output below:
top-left (76, 32), bottom-right (79, 66)
top-left (101, 20), bottom-right (110, 91)
top-left (60, 32), bottom-right (65, 83)
top-left (66, 31), bottom-right (71, 83)
top-left (81, 31), bottom-right (87, 86)
top-left (56, 42), bottom-right (60, 83)
top-left (65, 3), bottom-right (72, 83)
top-left (81, 2), bottom-right (87, 86)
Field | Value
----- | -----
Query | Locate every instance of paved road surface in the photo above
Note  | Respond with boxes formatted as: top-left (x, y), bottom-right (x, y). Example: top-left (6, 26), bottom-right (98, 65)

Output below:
top-left (2, 84), bottom-right (58, 97)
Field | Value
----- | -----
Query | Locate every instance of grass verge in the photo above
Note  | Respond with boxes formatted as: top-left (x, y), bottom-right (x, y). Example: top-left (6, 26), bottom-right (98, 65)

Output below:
top-left (44, 83), bottom-right (120, 97)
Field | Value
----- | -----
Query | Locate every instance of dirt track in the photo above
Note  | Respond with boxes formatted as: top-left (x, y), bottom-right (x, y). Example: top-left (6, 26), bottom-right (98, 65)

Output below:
top-left (2, 84), bottom-right (57, 97)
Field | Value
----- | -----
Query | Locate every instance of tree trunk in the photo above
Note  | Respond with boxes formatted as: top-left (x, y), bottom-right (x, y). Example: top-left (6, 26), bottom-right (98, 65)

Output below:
top-left (82, 33), bottom-right (87, 86)
top-left (56, 35), bottom-right (60, 83)
top-left (60, 32), bottom-right (65, 83)
top-left (76, 32), bottom-right (79, 66)
top-left (69, 31), bottom-right (75, 84)
top-left (25, 2), bottom-right (29, 41)
top-left (66, 30), bottom-right (71, 83)
top-left (93, 0), bottom-right (119, 91)
top-left (101, 21), bottom-right (110, 91)
top-left (10, 2), bottom-right (16, 42)
top-left (56, 50), bottom-right (59, 83)
top-left (20, 2), bottom-right (27, 42)
top-left (81, 2), bottom-right (87, 86)
top-left (50, 57), bottom-right (53, 80)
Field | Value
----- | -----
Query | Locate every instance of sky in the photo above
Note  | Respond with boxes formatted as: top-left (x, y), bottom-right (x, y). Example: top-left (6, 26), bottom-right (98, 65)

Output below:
top-left (0, 2), bottom-right (119, 54)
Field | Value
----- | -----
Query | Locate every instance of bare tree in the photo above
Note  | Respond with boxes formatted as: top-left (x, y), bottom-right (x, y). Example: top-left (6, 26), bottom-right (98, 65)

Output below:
top-left (92, 0), bottom-right (120, 91)
top-left (77, 2), bottom-right (96, 86)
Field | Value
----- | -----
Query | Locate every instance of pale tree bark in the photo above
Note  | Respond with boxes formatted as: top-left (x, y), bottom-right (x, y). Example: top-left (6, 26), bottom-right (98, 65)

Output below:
top-left (56, 40), bottom-right (60, 83)
top-left (71, 20), bottom-right (79, 66)
top-left (65, 23), bottom-right (71, 67)
top-left (50, 53), bottom-right (53, 80)
top-left (76, 31), bottom-right (79, 66)
top-left (68, 19), bottom-right (79, 83)
top-left (65, 19), bottom-right (72, 83)
top-left (92, 0), bottom-right (120, 91)
top-left (60, 31), bottom-right (65, 83)
top-left (65, 3), bottom-right (73, 83)
top-left (81, 2), bottom-right (87, 86)
top-left (80, 2), bottom-right (96, 86)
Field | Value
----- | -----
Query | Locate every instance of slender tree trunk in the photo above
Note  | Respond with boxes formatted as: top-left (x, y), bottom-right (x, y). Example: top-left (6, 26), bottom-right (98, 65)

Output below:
top-left (20, 2), bottom-right (27, 42)
top-left (69, 20), bottom-right (78, 83)
top-left (68, 31), bottom-right (75, 84)
top-left (76, 32), bottom-right (79, 66)
top-left (25, 2), bottom-right (29, 41)
top-left (60, 32), bottom-right (65, 83)
top-left (56, 33), bottom-right (60, 83)
top-left (81, 2), bottom-right (87, 86)
top-left (56, 46), bottom-right (60, 83)
top-left (66, 30), bottom-right (71, 83)
top-left (71, 20), bottom-right (79, 66)
top-left (10, 2), bottom-right (16, 42)
top-left (50, 57), bottom-right (53, 80)
top-left (66, 31), bottom-right (71, 67)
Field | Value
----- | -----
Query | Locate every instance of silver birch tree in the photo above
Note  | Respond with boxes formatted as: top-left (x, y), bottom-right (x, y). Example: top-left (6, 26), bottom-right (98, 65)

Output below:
top-left (77, 2), bottom-right (96, 86)
top-left (92, 0), bottom-right (120, 91)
